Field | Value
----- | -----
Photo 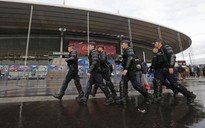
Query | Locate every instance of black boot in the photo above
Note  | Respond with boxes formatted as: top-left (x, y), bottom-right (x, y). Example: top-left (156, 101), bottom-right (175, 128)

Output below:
top-left (116, 81), bottom-right (128, 105)
top-left (77, 82), bottom-right (92, 105)
top-left (53, 93), bottom-right (63, 100)
top-left (173, 83), bottom-right (196, 103)
top-left (187, 92), bottom-right (196, 104)
top-left (54, 80), bottom-right (68, 100)
top-left (153, 79), bottom-right (162, 103)
top-left (98, 83), bottom-right (115, 105)
top-left (158, 84), bottom-right (163, 102)
top-left (90, 84), bottom-right (99, 97)
top-left (164, 80), bottom-right (179, 97)
top-left (153, 84), bottom-right (159, 99)
top-left (106, 81), bottom-right (117, 99)
top-left (74, 80), bottom-right (84, 101)
top-left (173, 89), bottom-right (179, 97)
top-left (136, 86), bottom-right (153, 104)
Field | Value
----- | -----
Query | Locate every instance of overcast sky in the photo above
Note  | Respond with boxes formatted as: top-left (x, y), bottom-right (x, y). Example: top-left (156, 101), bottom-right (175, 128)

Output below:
top-left (8, 0), bottom-right (205, 64)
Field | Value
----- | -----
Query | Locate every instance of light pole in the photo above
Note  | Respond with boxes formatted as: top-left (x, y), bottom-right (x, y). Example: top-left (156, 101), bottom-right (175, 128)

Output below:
top-left (63, 0), bottom-right (65, 5)
top-left (58, 28), bottom-right (66, 58)
top-left (117, 35), bottom-right (124, 54)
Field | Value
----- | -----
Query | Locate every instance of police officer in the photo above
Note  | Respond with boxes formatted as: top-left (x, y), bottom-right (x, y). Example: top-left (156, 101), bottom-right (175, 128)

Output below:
top-left (91, 45), bottom-right (117, 98)
top-left (53, 44), bottom-right (84, 100)
top-left (152, 38), bottom-right (196, 103)
top-left (117, 40), bottom-right (153, 105)
top-left (151, 47), bottom-right (177, 102)
top-left (78, 42), bottom-right (114, 105)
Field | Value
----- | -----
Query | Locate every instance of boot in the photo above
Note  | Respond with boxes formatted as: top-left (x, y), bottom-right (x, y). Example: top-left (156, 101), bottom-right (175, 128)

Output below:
top-left (53, 93), bottom-right (63, 100)
top-left (187, 92), bottom-right (196, 104)
top-left (77, 82), bottom-right (92, 105)
top-left (106, 81), bottom-right (117, 99)
top-left (116, 81), bottom-right (128, 105)
top-left (136, 86), bottom-right (153, 104)
top-left (74, 80), bottom-right (84, 101)
top-left (153, 84), bottom-right (159, 99)
top-left (173, 89), bottom-right (179, 97)
top-left (158, 84), bottom-right (163, 103)
top-left (164, 80), bottom-right (178, 97)
top-left (99, 83), bottom-right (115, 105)
top-left (153, 79), bottom-right (162, 103)
top-left (53, 80), bottom-right (68, 100)
top-left (90, 84), bottom-right (99, 97)
top-left (173, 83), bottom-right (196, 99)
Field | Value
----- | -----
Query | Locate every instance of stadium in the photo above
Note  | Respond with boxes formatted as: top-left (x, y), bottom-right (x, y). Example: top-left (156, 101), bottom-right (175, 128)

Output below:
top-left (0, 0), bottom-right (192, 65)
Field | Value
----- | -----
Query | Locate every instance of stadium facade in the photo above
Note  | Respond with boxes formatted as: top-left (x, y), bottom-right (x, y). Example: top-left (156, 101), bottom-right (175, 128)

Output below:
top-left (0, 0), bottom-right (192, 65)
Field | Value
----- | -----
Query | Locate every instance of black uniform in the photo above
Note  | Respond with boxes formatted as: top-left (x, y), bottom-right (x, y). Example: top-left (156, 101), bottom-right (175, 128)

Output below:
top-left (91, 51), bottom-right (117, 98)
top-left (151, 49), bottom-right (176, 100)
top-left (54, 50), bottom-right (84, 100)
top-left (79, 49), bottom-right (114, 105)
top-left (117, 47), bottom-right (152, 105)
top-left (153, 44), bottom-right (196, 103)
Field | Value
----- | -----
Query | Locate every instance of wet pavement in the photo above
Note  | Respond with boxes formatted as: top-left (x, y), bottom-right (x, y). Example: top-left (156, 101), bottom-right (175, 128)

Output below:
top-left (0, 78), bottom-right (205, 128)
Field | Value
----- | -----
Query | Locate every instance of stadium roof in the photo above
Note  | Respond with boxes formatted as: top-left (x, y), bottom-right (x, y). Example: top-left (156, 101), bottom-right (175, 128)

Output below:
top-left (0, 0), bottom-right (191, 53)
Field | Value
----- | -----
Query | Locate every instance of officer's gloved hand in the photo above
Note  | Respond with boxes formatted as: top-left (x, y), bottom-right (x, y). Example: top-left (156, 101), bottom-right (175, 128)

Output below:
top-left (65, 58), bottom-right (69, 62)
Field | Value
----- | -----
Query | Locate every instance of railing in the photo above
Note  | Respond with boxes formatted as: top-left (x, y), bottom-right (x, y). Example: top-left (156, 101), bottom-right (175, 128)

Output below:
top-left (0, 63), bottom-right (124, 98)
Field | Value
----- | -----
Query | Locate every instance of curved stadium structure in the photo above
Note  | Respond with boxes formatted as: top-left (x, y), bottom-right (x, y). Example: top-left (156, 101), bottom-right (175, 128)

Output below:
top-left (0, 0), bottom-right (192, 65)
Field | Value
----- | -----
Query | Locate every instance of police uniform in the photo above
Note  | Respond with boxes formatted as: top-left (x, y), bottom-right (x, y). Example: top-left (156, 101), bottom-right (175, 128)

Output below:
top-left (91, 47), bottom-right (117, 98)
top-left (53, 44), bottom-right (84, 100)
top-left (153, 41), bottom-right (196, 103)
top-left (117, 41), bottom-right (153, 105)
top-left (79, 42), bottom-right (114, 105)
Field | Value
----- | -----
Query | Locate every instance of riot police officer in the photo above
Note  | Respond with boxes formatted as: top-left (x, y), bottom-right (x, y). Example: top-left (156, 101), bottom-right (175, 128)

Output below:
top-left (117, 40), bottom-right (153, 105)
top-left (78, 42), bottom-right (114, 105)
top-left (53, 44), bottom-right (84, 100)
top-left (90, 45), bottom-right (117, 98)
top-left (151, 47), bottom-right (178, 102)
top-left (152, 38), bottom-right (196, 103)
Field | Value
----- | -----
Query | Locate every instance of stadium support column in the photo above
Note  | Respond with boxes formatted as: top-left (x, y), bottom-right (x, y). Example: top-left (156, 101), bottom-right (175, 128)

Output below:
top-left (157, 26), bottom-right (162, 39)
top-left (128, 19), bottom-right (133, 47)
top-left (87, 11), bottom-right (90, 74)
top-left (117, 35), bottom-right (124, 54)
top-left (177, 33), bottom-right (185, 60)
top-left (188, 40), bottom-right (193, 65)
top-left (143, 51), bottom-right (146, 62)
top-left (87, 12), bottom-right (90, 56)
top-left (24, 5), bottom-right (33, 66)
top-left (59, 28), bottom-right (66, 58)
top-left (63, 0), bottom-right (65, 5)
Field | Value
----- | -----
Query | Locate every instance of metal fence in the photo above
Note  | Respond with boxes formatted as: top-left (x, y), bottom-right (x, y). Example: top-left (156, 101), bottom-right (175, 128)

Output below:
top-left (0, 64), bottom-right (124, 97)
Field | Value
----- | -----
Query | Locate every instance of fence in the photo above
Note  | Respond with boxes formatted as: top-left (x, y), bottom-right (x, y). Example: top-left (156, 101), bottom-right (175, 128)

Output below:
top-left (0, 63), bottom-right (124, 97)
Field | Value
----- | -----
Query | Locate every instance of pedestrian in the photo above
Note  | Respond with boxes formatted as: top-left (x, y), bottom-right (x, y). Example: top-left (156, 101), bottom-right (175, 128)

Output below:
top-left (78, 42), bottom-right (114, 105)
top-left (152, 38), bottom-right (196, 103)
top-left (178, 65), bottom-right (185, 80)
top-left (203, 66), bottom-right (205, 76)
top-left (53, 44), bottom-right (84, 100)
top-left (90, 45), bottom-right (117, 99)
top-left (185, 66), bottom-right (190, 78)
top-left (151, 47), bottom-right (179, 102)
top-left (116, 40), bottom-right (153, 105)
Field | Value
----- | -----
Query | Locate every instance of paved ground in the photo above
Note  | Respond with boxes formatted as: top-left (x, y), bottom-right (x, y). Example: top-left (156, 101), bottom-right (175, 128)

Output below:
top-left (0, 78), bottom-right (205, 128)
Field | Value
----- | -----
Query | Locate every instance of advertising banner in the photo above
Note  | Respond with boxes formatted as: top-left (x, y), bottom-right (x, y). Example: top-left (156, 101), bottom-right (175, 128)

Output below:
top-left (69, 41), bottom-right (116, 55)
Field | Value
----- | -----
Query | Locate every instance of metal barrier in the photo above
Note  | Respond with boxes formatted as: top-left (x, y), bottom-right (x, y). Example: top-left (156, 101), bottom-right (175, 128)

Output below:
top-left (0, 64), bottom-right (124, 97)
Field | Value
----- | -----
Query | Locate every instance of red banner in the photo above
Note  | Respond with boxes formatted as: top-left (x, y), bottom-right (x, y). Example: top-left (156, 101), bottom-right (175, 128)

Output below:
top-left (69, 41), bottom-right (116, 55)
